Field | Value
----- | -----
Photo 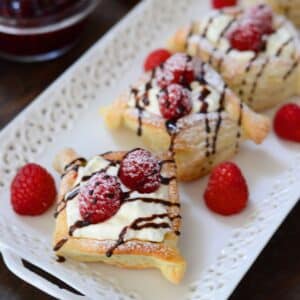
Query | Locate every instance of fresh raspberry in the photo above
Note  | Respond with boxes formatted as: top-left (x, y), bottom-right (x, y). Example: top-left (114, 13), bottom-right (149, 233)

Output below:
top-left (144, 48), bottom-right (172, 72)
top-left (227, 19), bottom-right (265, 52)
top-left (245, 4), bottom-right (274, 34)
top-left (204, 162), bottom-right (248, 216)
top-left (274, 103), bottom-right (300, 142)
top-left (156, 53), bottom-right (195, 88)
top-left (212, 0), bottom-right (237, 9)
top-left (158, 83), bottom-right (192, 120)
top-left (10, 163), bottom-right (57, 216)
top-left (119, 148), bottom-right (161, 193)
top-left (79, 173), bottom-right (122, 224)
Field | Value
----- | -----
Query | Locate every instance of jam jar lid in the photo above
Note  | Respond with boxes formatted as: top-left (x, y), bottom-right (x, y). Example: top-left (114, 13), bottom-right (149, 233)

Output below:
top-left (0, 0), bottom-right (99, 35)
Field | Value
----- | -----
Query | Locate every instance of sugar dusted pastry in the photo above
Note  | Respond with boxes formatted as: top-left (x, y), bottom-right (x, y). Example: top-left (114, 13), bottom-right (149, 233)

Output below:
top-left (168, 5), bottom-right (300, 111)
top-left (52, 148), bottom-right (185, 284)
top-left (243, 0), bottom-right (300, 28)
top-left (102, 53), bottom-right (270, 181)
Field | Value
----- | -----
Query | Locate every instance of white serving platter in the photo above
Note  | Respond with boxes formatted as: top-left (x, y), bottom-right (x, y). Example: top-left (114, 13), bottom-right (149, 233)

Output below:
top-left (0, 0), bottom-right (299, 299)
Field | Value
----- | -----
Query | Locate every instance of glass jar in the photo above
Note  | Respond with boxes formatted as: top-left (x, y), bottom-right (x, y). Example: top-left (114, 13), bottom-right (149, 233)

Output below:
top-left (0, 0), bottom-right (100, 62)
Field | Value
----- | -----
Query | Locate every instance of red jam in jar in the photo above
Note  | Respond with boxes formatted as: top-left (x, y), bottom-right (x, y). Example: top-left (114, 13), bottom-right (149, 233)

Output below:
top-left (0, 0), bottom-right (99, 62)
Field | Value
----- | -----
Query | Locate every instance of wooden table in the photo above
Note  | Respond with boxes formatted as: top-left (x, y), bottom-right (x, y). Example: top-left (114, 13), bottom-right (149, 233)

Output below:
top-left (0, 1), bottom-right (299, 299)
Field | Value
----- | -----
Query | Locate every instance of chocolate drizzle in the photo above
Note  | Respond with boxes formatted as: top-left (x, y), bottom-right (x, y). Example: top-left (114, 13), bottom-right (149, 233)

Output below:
top-left (283, 60), bottom-right (299, 80)
top-left (69, 220), bottom-right (91, 236)
top-left (124, 197), bottom-right (180, 207)
top-left (65, 185), bottom-right (80, 200)
top-left (198, 87), bottom-right (211, 112)
top-left (106, 213), bottom-right (180, 257)
top-left (165, 119), bottom-right (178, 155)
top-left (56, 256), bottom-right (66, 263)
top-left (238, 53), bottom-right (258, 97)
top-left (64, 157), bottom-right (87, 172)
top-left (211, 85), bottom-right (226, 155)
top-left (132, 88), bottom-right (142, 136)
top-left (61, 157), bottom-right (87, 178)
top-left (217, 47), bottom-right (232, 72)
top-left (208, 16), bottom-right (237, 66)
top-left (54, 185), bottom-right (80, 218)
top-left (248, 58), bottom-right (269, 103)
top-left (184, 22), bottom-right (196, 50)
top-left (131, 70), bottom-right (155, 136)
top-left (201, 15), bottom-right (215, 39)
top-left (235, 102), bottom-right (244, 151)
top-left (275, 37), bottom-right (293, 57)
top-left (159, 175), bottom-right (176, 185)
top-left (53, 238), bottom-right (68, 251)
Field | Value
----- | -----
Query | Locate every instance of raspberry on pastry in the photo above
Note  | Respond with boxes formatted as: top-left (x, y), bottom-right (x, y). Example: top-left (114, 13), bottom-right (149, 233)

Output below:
top-left (52, 148), bottom-right (185, 284)
top-left (79, 173), bottom-right (122, 224)
top-left (158, 84), bottom-right (192, 120)
top-left (156, 53), bottom-right (195, 88)
top-left (168, 5), bottom-right (300, 111)
top-left (119, 148), bottom-right (161, 193)
top-left (226, 19), bottom-right (266, 52)
top-left (243, 0), bottom-right (300, 29)
top-left (245, 4), bottom-right (274, 34)
top-left (102, 53), bottom-right (270, 181)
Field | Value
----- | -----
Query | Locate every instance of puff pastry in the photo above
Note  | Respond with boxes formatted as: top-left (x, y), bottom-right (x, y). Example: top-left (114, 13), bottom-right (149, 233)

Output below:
top-left (52, 148), bottom-right (185, 284)
top-left (102, 54), bottom-right (270, 181)
top-left (168, 7), bottom-right (300, 111)
top-left (243, 0), bottom-right (300, 28)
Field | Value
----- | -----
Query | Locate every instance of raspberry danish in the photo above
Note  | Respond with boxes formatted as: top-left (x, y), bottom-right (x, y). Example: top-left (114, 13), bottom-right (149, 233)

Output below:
top-left (52, 148), bottom-right (185, 283)
top-left (102, 53), bottom-right (270, 181)
top-left (168, 5), bottom-right (300, 111)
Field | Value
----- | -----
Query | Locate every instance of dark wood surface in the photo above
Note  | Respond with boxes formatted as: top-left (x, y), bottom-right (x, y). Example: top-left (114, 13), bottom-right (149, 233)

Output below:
top-left (0, 1), bottom-right (299, 299)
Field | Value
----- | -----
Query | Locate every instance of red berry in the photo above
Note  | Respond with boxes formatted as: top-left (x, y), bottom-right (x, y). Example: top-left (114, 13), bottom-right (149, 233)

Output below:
top-left (204, 162), bottom-right (248, 216)
top-left (159, 83), bottom-right (192, 120)
top-left (10, 163), bottom-right (57, 216)
top-left (156, 53), bottom-right (195, 88)
top-left (274, 103), bottom-right (300, 142)
top-left (79, 173), bottom-right (122, 224)
top-left (144, 48), bottom-right (172, 72)
top-left (227, 19), bottom-right (265, 52)
top-left (245, 4), bottom-right (274, 34)
top-left (119, 149), bottom-right (161, 193)
top-left (212, 0), bottom-right (237, 9)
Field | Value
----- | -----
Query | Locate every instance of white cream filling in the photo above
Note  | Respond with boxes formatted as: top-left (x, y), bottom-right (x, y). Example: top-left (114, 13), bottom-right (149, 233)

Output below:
top-left (66, 156), bottom-right (172, 242)
top-left (195, 12), bottom-right (295, 59)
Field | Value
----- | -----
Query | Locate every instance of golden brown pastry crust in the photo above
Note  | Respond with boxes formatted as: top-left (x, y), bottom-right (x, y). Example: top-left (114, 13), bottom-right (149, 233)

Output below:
top-left (168, 8), bottom-right (300, 111)
top-left (102, 73), bottom-right (270, 181)
top-left (53, 148), bottom-right (186, 284)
